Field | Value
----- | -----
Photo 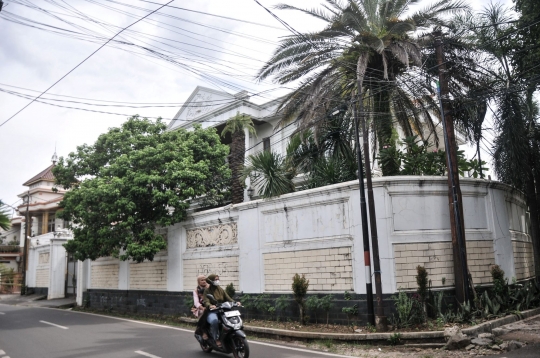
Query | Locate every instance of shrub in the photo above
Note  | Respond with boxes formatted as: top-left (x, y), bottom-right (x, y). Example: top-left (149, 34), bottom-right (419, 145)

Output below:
top-left (388, 333), bottom-right (402, 346)
top-left (185, 295), bottom-right (194, 309)
top-left (292, 274), bottom-right (309, 324)
top-left (305, 296), bottom-right (321, 323)
top-left (342, 304), bottom-right (358, 327)
top-left (490, 265), bottom-right (506, 297)
top-left (319, 295), bottom-right (335, 327)
top-left (254, 293), bottom-right (274, 319)
top-left (240, 294), bottom-right (254, 320)
top-left (391, 290), bottom-right (414, 328)
top-left (275, 295), bottom-right (290, 322)
top-left (225, 282), bottom-right (236, 298)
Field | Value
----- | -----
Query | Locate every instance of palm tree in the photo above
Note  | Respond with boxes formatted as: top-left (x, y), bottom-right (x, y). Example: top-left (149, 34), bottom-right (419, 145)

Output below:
top-left (286, 106), bottom-right (358, 188)
top-left (243, 150), bottom-right (296, 198)
top-left (222, 112), bottom-right (257, 204)
top-left (258, 0), bottom-right (466, 175)
top-left (0, 200), bottom-right (11, 231)
top-left (457, 4), bottom-right (540, 276)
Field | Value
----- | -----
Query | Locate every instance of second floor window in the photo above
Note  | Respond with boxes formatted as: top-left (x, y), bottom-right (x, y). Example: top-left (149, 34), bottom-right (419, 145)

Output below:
top-left (48, 214), bottom-right (55, 233)
top-left (263, 137), bottom-right (271, 152)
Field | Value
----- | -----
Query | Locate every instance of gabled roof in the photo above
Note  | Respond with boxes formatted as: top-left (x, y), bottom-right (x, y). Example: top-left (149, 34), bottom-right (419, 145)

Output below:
top-left (23, 164), bottom-right (55, 186)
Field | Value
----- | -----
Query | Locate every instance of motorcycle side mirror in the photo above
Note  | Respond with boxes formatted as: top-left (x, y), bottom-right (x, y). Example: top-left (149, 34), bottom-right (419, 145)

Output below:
top-left (206, 294), bottom-right (217, 304)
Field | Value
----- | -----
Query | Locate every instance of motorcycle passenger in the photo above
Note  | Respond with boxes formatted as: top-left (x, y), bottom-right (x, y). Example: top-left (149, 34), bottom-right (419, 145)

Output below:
top-left (202, 274), bottom-right (241, 347)
top-left (191, 275), bottom-right (207, 319)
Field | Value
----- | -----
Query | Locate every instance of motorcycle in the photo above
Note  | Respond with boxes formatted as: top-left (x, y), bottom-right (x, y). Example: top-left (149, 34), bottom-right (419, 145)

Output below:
top-left (194, 294), bottom-right (249, 358)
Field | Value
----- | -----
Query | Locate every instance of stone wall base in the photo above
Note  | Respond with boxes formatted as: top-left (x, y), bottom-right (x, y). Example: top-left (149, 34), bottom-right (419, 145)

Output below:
top-left (85, 289), bottom-right (398, 325)
top-left (28, 287), bottom-right (48, 296)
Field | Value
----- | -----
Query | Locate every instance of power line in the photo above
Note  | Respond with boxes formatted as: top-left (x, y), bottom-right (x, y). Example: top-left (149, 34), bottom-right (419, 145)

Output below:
top-left (133, 0), bottom-right (285, 30)
top-left (0, 0), bottom-right (177, 129)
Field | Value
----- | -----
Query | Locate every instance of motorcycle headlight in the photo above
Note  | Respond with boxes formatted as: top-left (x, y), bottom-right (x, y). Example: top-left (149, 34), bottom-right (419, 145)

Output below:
top-left (224, 316), bottom-right (242, 330)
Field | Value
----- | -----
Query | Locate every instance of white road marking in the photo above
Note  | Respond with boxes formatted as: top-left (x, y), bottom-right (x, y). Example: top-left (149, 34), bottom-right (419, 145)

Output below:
top-left (65, 310), bottom-right (355, 357)
top-left (65, 310), bottom-right (193, 333)
top-left (0, 312), bottom-right (5, 314)
top-left (39, 320), bottom-right (68, 329)
top-left (134, 351), bottom-right (161, 358)
top-left (0, 350), bottom-right (5, 354)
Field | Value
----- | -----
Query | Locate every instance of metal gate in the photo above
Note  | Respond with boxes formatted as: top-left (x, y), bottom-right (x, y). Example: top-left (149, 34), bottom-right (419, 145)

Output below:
top-left (65, 253), bottom-right (77, 297)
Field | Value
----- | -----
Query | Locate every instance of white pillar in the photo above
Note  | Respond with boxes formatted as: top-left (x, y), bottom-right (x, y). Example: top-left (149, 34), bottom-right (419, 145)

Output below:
top-left (76, 260), bottom-right (89, 306)
top-left (237, 205), bottom-right (262, 293)
top-left (119, 260), bottom-right (129, 290)
top-left (243, 127), bottom-right (251, 202)
top-left (48, 239), bottom-right (68, 299)
top-left (167, 224), bottom-right (184, 291)
top-left (27, 246), bottom-right (37, 288)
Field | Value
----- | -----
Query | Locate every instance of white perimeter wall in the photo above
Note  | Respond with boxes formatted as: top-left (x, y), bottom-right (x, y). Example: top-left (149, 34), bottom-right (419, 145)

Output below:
top-left (81, 177), bottom-right (533, 296)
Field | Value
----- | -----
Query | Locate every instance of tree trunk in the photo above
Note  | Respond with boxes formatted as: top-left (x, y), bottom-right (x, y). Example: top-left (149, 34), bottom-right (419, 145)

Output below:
top-left (528, 166), bottom-right (540, 279)
top-left (230, 130), bottom-right (246, 204)
top-left (373, 88), bottom-right (399, 176)
top-left (299, 302), bottom-right (306, 325)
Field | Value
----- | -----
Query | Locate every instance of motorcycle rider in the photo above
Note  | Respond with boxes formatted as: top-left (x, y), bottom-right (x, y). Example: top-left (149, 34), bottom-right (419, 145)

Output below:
top-left (202, 274), bottom-right (241, 347)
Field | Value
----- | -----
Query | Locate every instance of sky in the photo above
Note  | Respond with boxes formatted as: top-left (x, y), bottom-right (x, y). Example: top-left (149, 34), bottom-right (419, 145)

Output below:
top-left (0, 0), bottom-right (513, 216)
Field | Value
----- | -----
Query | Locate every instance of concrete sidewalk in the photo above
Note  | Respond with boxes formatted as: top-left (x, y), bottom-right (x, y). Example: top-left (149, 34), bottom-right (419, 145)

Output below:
top-left (0, 293), bottom-right (75, 308)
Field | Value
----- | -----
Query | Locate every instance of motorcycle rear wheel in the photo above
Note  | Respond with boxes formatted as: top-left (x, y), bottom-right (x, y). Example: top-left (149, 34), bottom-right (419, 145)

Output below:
top-left (231, 336), bottom-right (249, 358)
top-left (200, 341), bottom-right (213, 353)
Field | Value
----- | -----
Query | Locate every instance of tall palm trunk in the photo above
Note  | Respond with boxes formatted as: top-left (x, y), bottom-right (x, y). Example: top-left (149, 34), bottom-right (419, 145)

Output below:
top-left (230, 130), bottom-right (246, 204)
top-left (373, 88), bottom-right (399, 176)
top-left (525, 170), bottom-right (540, 278)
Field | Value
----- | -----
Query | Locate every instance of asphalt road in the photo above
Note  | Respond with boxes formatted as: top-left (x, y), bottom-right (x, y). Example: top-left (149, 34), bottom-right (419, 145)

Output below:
top-left (0, 304), bottom-right (352, 358)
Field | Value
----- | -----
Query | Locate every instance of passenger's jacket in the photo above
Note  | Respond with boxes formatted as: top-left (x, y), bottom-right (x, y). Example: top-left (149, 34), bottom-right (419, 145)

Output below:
top-left (202, 285), bottom-right (233, 308)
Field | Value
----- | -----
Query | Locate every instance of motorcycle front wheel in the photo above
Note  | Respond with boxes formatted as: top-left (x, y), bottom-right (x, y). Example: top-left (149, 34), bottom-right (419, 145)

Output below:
top-left (231, 336), bottom-right (249, 358)
top-left (200, 340), bottom-right (213, 353)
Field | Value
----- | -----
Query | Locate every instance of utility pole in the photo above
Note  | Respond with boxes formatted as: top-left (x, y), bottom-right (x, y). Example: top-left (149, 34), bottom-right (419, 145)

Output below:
top-left (352, 91), bottom-right (375, 326)
top-left (358, 88), bottom-right (387, 331)
top-left (21, 191), bottom-right (30, 296)
top-left (434, 30), bottom-right (470, 304)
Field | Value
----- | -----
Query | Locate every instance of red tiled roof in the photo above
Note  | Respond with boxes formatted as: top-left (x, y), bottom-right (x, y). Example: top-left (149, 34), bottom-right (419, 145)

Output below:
top-left (23, 164), bottom-right (56, 186)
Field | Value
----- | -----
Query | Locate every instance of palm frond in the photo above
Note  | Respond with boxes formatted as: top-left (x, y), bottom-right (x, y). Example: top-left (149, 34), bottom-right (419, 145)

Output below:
top-left (221, 112), bottom-right (256, 137)
top-left (244, 151), bottom-right (295, 198)
top-left (274, 4), bottom-right (334, 23)
top-left (0, 201), bottom-right (11, 231)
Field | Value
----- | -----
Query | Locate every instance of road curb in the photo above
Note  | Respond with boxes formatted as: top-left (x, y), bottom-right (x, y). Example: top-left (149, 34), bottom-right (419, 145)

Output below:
top-left (461, 307), bottom-right (540, 336)
top-left (176, 307), bottom-right (540, 342)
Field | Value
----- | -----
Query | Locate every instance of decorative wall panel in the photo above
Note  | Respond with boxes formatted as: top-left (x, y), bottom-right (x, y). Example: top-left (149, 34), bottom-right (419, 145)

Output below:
top-left (186, 223), bottom-right (237, 248)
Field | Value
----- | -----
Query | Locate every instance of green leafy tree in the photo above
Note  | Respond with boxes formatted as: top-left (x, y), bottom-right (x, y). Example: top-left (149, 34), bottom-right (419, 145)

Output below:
top-left (54, 116), bottom-right (231, 262)
top-left (221, 112), bottom-right (256, 204)
top-left (0, 200), bottom-right (11, 231)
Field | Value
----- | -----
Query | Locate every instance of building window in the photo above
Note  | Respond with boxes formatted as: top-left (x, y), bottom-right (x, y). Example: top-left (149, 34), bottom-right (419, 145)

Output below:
top-left (48, 214), bottom-right (55, 233)
top-left (36, 216), bottom-right (43, 236)
top-left (263, 137), bottom-right (271, 152)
